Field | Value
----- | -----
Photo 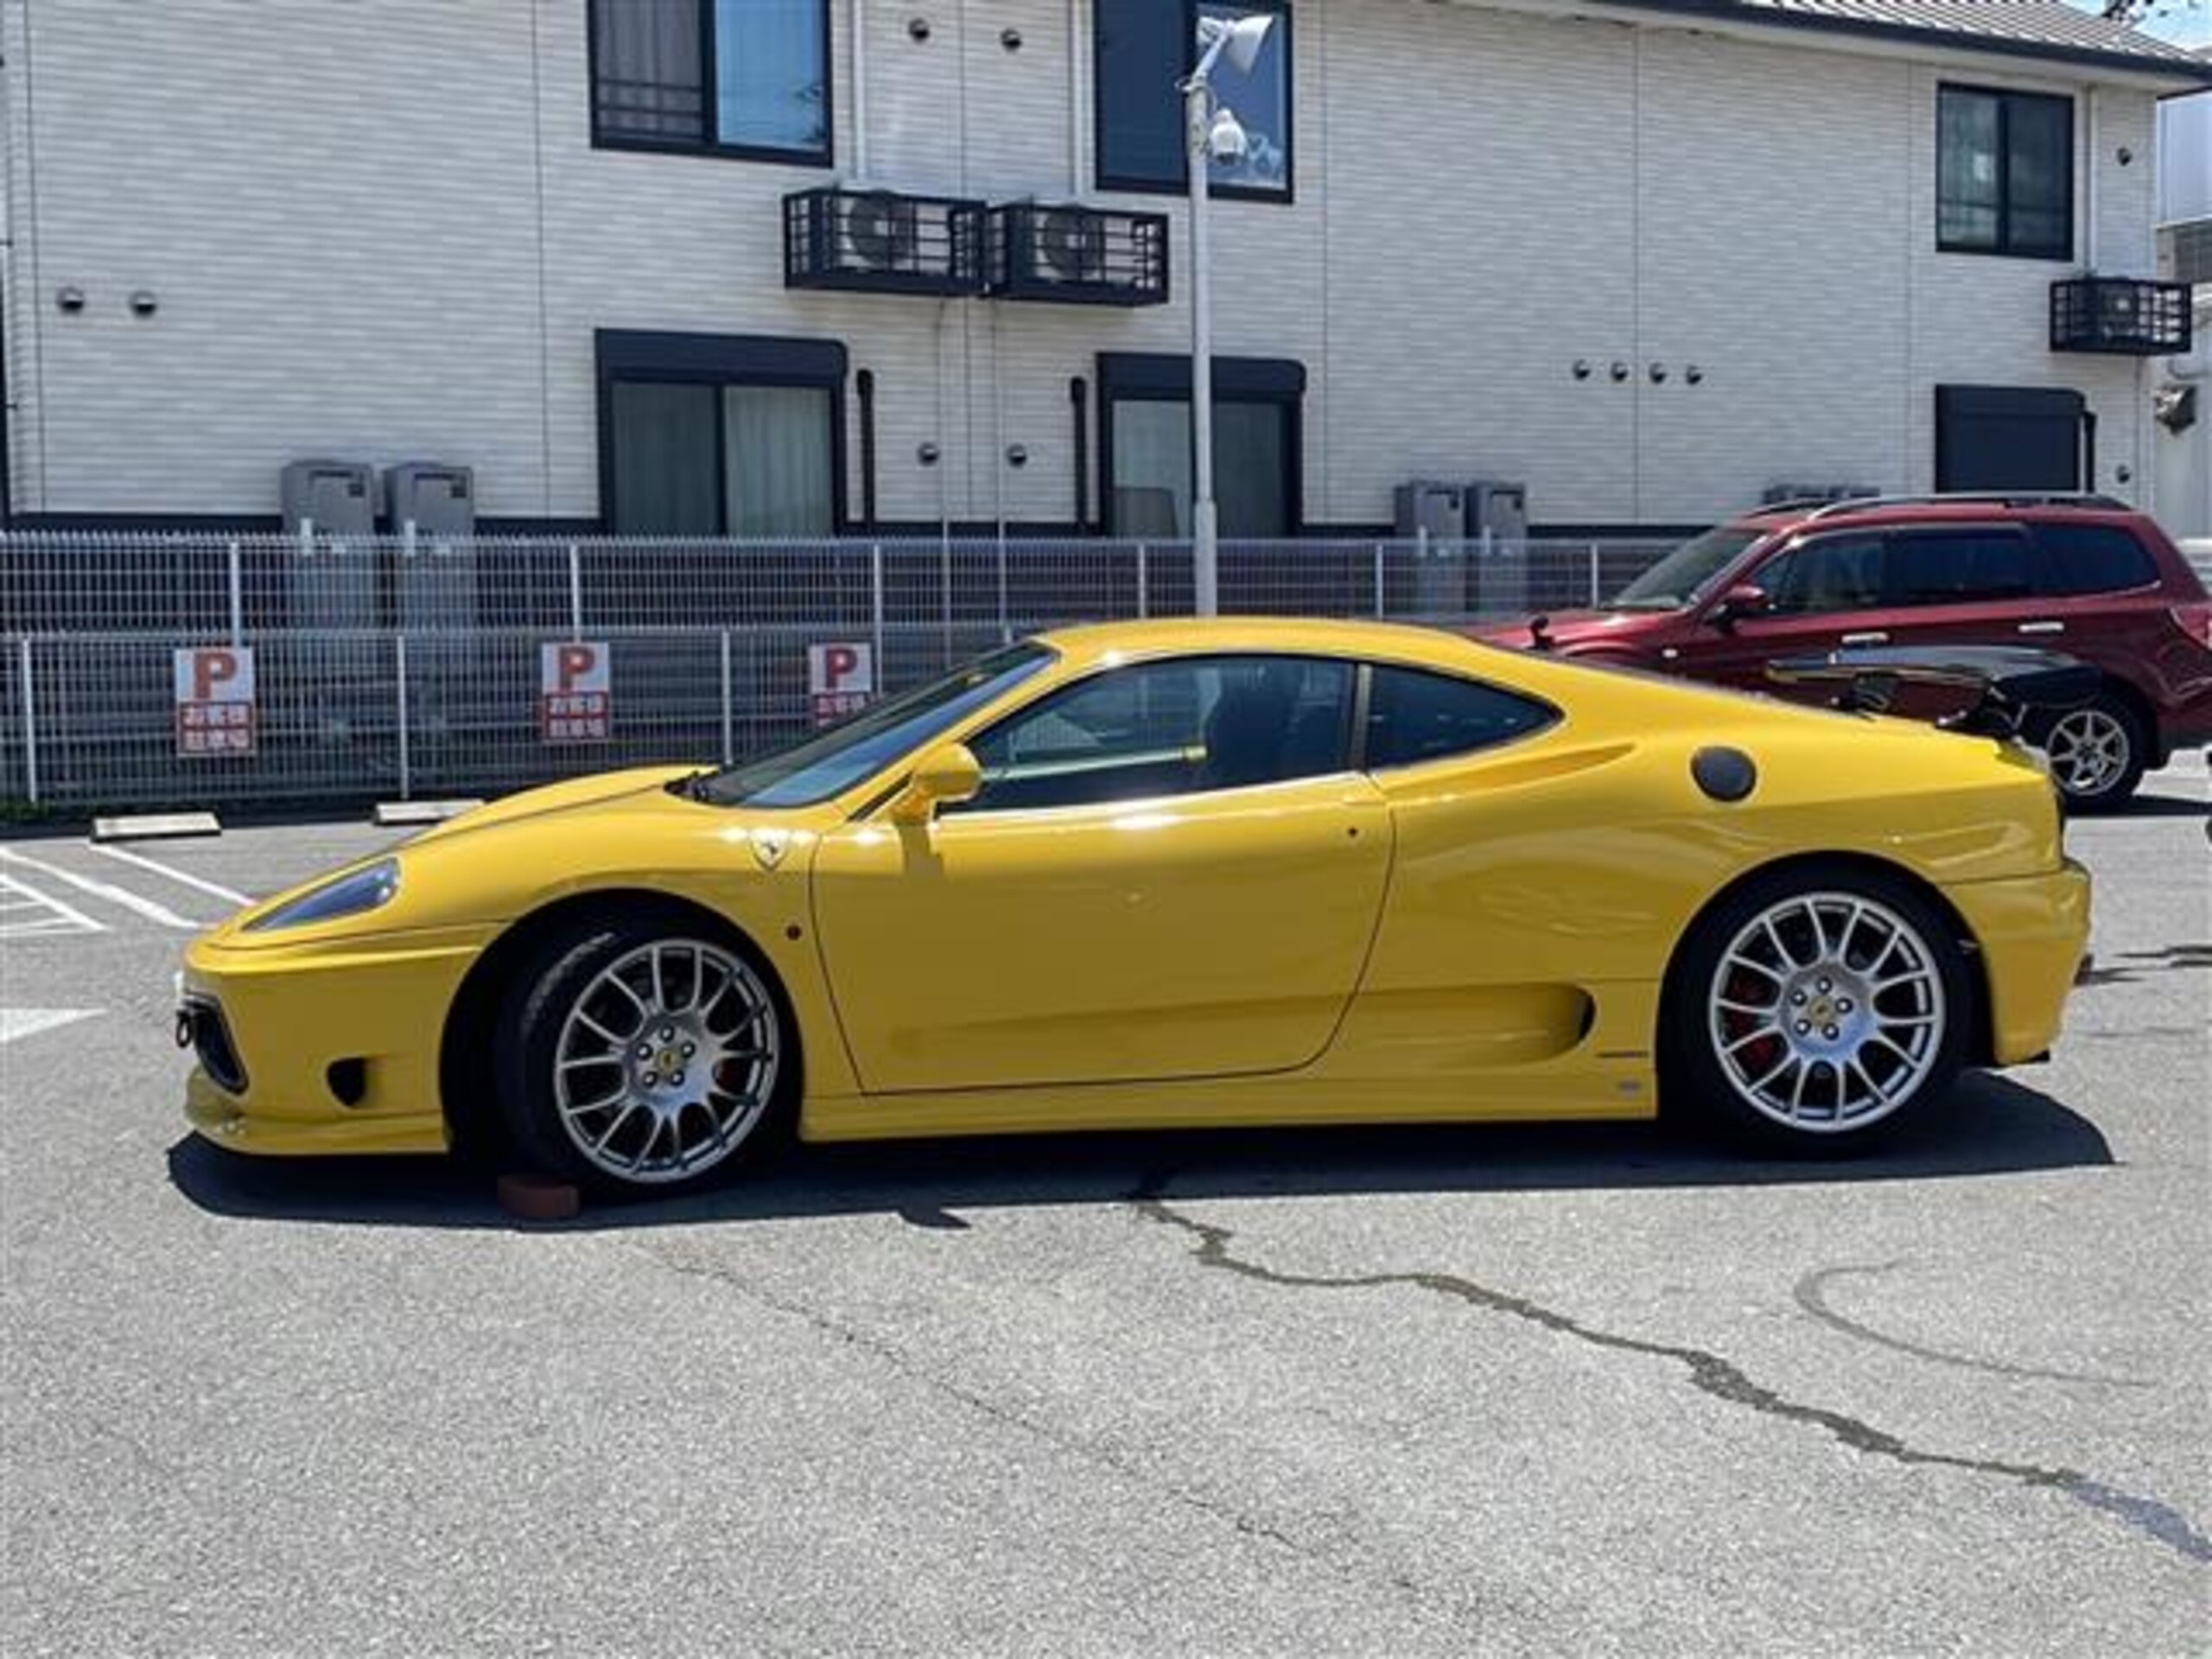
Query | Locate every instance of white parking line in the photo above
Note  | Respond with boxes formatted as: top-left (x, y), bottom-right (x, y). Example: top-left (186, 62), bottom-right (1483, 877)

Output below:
top-left (0, 848), bottom-right (202, 931)
top-left (0, 1007), bottom-right (100, 1044)
top-left (86, 842), bottom-right (253, 906)
top-left (0, 874), bottom-right (105, 938)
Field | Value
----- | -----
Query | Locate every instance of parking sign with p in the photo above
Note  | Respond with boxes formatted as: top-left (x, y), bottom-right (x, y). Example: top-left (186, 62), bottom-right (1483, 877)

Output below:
top-left (540, 641), bottom-right (612, 742)
top-left (808, 642), bottom-right (874, 726)
top-left (174, 646), bottom-right (257, 757)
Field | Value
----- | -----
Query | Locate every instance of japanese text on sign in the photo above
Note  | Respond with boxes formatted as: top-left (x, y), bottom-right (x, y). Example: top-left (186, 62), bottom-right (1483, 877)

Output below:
top-left (540, 642), bottom-right (612, 742)
top-left (174, 646), bottom-right (257, 758)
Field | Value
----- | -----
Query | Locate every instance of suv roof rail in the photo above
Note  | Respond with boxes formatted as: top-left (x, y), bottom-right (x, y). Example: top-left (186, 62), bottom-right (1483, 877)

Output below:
top-left (1747, 495), bottom-right (1862, 517)
top-left (1798, 491), bottom-right (2129, 522)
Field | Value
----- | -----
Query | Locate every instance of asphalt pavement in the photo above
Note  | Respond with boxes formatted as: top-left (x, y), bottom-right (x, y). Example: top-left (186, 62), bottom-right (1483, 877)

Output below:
top-left (2, 760), bottom-right (2207, 1656)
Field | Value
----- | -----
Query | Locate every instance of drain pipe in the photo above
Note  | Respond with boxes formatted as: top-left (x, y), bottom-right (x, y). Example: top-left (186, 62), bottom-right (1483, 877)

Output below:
top-left (1068, 0), bottom-right (1084, 194)
top-left (850, 0), bottom-right (869, 181)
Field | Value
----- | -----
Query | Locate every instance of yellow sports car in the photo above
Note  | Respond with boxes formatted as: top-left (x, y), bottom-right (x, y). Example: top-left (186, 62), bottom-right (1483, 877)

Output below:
top-left (180, 618), bottom-right (2089, 1194)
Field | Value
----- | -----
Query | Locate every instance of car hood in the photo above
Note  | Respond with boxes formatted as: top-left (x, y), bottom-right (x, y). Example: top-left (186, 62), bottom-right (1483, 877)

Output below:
top-left (1468, 609), bottom-right (1677, 652)
top-left (208, 765), bottom-right (842, 949)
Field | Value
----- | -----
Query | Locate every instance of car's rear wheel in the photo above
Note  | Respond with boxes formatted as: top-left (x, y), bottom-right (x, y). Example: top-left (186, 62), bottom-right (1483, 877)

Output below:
top-left (1662, 866), bottom-right (1969, 1154)
top-left (2031, 691), bottom-right (2145, 812)
top-left (494, 913), bottom-right (792, 1197)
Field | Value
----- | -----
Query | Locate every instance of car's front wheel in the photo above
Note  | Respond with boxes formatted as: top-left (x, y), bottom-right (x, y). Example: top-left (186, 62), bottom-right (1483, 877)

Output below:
top-left (494, 912), bottom-right (792, 1197)
top-left (2031, 690), bottom-right (2146, 812)
top-left (1662, 866), bottom-right (1970, 1154)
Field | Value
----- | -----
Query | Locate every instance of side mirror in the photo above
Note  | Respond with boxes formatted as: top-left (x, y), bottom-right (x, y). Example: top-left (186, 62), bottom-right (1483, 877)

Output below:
top-left (887, 742), bottom-right (983, 824)
top-left (1711, 583), bottom-right (1771, 630)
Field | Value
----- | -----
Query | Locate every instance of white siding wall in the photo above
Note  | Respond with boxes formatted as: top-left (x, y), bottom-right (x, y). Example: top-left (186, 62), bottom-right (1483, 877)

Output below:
top-left (0, 0), bottom-right (2177, 526)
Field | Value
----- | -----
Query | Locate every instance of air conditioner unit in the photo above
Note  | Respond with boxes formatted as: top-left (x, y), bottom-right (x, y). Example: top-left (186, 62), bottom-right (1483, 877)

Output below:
top-left (1033, 209), bottom-right (1108, 286)
top-left (837, 192), bottom-right (919, 275)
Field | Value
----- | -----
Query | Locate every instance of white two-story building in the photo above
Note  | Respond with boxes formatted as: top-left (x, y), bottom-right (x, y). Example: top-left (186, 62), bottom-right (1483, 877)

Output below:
top-left (1, 0), bottom-right (2206, 540)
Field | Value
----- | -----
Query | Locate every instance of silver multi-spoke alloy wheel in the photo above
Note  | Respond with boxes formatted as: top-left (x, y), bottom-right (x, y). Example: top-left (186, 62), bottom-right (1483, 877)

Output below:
top-left (1707, 892), bottom-right (1946, 1134)
top-left (2040, 706), bottom-right (2133, 801)
top-left (551, 938), bottom-right (781, 1184)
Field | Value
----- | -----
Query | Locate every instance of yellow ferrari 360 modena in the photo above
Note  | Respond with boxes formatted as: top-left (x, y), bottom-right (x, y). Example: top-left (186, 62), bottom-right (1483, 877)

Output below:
top-left (180, 618), bottom-right (2089, 1194)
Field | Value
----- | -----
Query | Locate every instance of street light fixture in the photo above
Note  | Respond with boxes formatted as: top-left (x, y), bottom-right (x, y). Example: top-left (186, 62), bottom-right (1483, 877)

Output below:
top-left (1182, 11), bottom-right (1274, 616)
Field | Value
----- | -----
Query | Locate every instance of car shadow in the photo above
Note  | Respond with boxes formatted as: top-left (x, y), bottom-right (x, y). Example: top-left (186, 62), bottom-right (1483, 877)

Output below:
top-left (166, 1071), bottom-right (2115, 1234)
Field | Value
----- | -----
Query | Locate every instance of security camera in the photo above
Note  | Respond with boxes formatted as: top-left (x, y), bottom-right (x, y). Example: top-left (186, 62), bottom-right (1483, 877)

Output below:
top-left (1207, 108), bottom-right (1249, 164)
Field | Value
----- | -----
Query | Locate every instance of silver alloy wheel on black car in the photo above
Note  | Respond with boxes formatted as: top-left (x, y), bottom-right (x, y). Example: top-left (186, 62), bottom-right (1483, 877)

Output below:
top-left (1706, 892), bottom-right (1945, 1134)
top-left (550, 938), bottom-right (782, 1185)
top-left (2039, 704), bottom-right (2134, 804)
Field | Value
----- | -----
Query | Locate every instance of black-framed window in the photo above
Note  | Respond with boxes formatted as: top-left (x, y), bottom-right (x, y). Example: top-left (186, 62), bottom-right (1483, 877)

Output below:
top-left (957, 654), bottom-right (1354, 812)
top-left (1096, 0), bottom-right (1293, 200)
top-left (1362, 669), bottom-right (1556, 770)
top-left (1937, 85), bottom-right (2072, 260)
top-left (591, 0), bottom-right (832, 164)
top-left (597, 332), bottom-right (845, 534)
top-left (1097, 353), bottom-right (1302, 537)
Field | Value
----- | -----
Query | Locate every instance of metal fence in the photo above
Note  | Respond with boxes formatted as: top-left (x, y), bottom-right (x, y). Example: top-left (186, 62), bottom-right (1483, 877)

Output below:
top-left (0, 533), bottom-right (1676, 811)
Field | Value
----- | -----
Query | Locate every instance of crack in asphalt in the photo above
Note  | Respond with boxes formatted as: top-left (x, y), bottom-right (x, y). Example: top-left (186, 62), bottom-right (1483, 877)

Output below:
top-left (624, 1238), bottom-right (1496, 1635)
top-left (1132, 1198), bottom-right (2212, 1567)
top-left (1793, 1262), bottom-right (2156, 1389)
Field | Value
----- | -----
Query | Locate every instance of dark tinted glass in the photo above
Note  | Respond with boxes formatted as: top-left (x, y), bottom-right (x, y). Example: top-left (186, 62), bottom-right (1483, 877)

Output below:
top-left (1886, 531), bottom-right (2035, 606)
top-left (2035, 525), bottom-right (2162, 596)
top-left (701, 645), bottom-right (1054, 807)
top-left (1936, 85), bottom-right (2070, 257)
top-left (2005, 93), bottom-right (2072, 258)
top-left (593, 0), bottom-right (708, 145)
top-left (962, 655), bottom-right (1353, 811)
top-left (1755, 536), bottom-right (1885, 615)
top-left (1364, 668), bottom-right (1554, 769)
top-left (1096, 0), bottom-right (1185, 188)
top-left (1936, 88), bottom-right (2000, 248)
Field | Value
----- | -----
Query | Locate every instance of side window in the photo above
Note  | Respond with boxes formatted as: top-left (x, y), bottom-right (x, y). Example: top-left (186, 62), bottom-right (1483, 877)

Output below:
top-left (2033, 524), bottom-right (2162, 596)
top-left (1886, 530), bottom-right (2036, 606)
top-left (957, 655), bottom-right (1353, 813)
top-left (1363, 667), bottom-right (1554, 770)
top-left (1754, 535), bottom-right (1886, 615)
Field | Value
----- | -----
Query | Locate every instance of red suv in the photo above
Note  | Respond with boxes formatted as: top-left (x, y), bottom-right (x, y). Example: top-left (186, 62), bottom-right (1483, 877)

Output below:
top-left (1472, 494), bottom-right (2212, 810)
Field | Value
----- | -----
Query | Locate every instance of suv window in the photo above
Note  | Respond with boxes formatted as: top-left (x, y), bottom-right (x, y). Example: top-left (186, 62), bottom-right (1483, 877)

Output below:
top-left (1886, 529), bottom-right (2036, 607)
top-left (958, 654), bottom-right (1353, 813)
top-left (1363, 667), bottom-right (1555, 769)
top-left (2033, 524), bottom-right (2161, 596)
top-left (1752, 535), bottom-right (1885, 615)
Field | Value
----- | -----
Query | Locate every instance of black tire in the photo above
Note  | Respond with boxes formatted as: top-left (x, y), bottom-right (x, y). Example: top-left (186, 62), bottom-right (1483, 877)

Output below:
top-left (493, 909), bottom-right (796, 1199)
top-left (2028, 690), bottom-right (2147, 814)
top-left (1660, 862), bottom-right (1972, 1156)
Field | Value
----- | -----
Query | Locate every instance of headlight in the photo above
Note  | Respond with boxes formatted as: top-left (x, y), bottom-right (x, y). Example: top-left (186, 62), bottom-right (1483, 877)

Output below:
top-left (244, 859), bottom-right (401, 933)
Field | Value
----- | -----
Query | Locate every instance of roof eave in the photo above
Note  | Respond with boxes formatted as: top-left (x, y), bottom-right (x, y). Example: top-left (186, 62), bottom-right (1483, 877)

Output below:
top-left (1456, 0), bottom-right (2212, 92)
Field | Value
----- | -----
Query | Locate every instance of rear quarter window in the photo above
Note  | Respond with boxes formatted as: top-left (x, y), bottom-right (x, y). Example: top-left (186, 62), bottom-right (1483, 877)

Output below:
top-left (1364, 666), bottom-right (1556, 769)
top-left (2034, 525), bottom-right (2162, 596)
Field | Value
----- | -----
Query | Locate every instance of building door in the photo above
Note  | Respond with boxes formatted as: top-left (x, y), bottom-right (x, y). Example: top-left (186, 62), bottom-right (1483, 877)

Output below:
top-left (1935, 385), bottom-right (2086, 493)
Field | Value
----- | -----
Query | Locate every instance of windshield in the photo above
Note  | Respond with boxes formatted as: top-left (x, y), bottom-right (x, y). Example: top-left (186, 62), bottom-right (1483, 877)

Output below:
top-left (695, 643), bottom-right (1056, 808)
top-left (1609, 526), bottom-right (1765, 611)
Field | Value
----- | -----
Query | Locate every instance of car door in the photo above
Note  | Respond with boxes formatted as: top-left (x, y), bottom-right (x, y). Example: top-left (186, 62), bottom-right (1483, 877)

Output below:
top-left (810, 654), bottom-right (1392, 1094)
top-left (1683, 531), bottom-right (1891, 696)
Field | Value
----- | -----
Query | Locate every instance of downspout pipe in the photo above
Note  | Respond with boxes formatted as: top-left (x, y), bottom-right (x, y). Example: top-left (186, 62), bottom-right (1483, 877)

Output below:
top-left (850, 0), bottom-right (868, 182)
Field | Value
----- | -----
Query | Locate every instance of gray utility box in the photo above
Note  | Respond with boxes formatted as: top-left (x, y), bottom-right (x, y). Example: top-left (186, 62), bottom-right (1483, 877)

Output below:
top-left (1465, 480), bottom-right (1529, 616)
top-left (280, 459), bottom-right (377, 630)
top-left (1395, 482), bottom-right (1470, 617)
top-left (386, 461), bottom-right (475, 538)
top-left (386, 465), bottom-right (480, 678)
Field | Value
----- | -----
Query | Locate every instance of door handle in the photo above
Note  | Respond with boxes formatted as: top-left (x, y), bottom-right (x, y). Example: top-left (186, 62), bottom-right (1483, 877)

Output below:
top-left (2017, 620), bottom-right (2065, 636)
top-left (1840, 631), bottom-right (1889, 646)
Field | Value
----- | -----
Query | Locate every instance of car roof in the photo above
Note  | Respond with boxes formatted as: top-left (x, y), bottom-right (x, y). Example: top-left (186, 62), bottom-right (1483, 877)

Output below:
top-left (1033, 615), bottom-right (1481, 671)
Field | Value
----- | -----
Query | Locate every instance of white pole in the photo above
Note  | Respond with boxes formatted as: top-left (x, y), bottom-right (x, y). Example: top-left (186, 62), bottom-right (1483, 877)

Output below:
top-left (719, 629), bottom-right (734, 766)
top-left (226, 540), bottom-right (245, 647)
top-left (1186, 77), bottom-right (1219, 618)
top-left (16, 636), bottom-right (35, 806)
top-left (394, 634), bottom-right (411, 802)
top-left (567, 543), bottom-right (583, 639)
